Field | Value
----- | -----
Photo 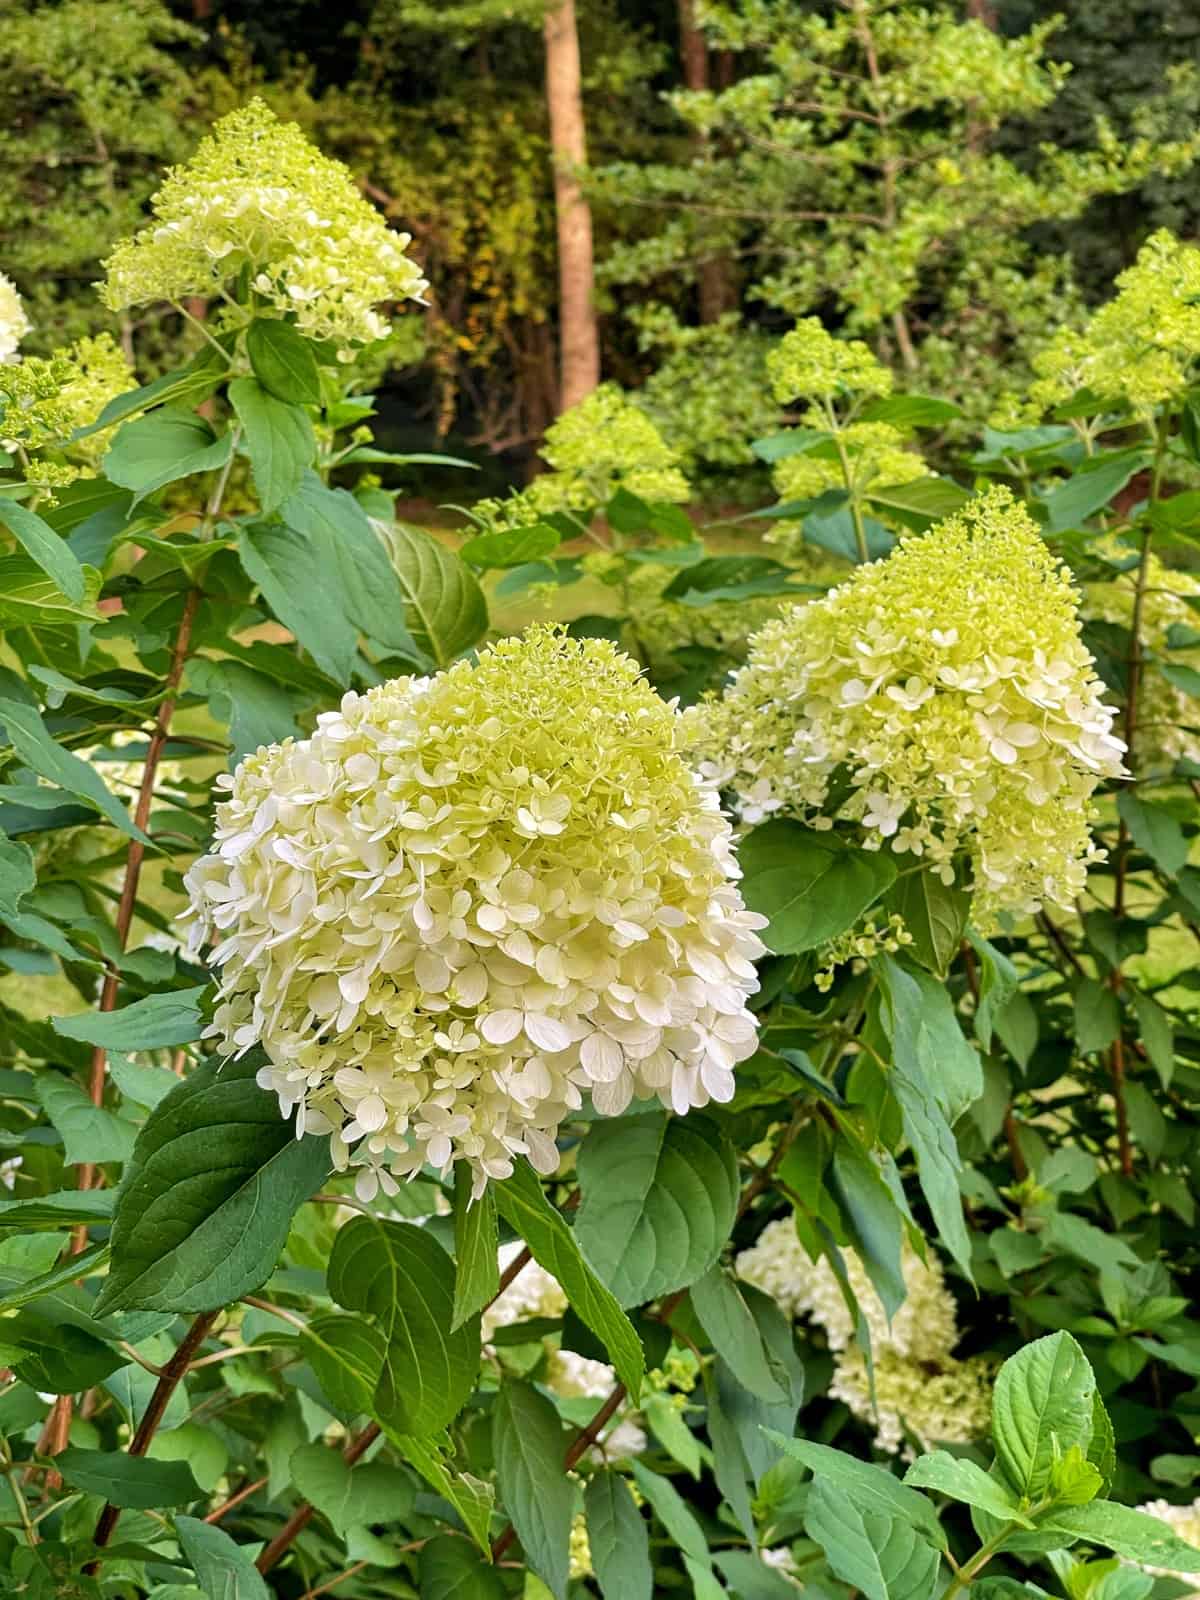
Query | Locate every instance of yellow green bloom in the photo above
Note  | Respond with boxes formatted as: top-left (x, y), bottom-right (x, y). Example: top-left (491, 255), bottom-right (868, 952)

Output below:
top-left (767, 317), bottom-right (893, 405)
top-left (0, 332), bottom-right (132, 487)
top-left (687, 487), bottom-right (1125, 920)
top-left (186, 628), bottom-right (766, 1198)
top-left (102, 99), bottom-right (427, 350)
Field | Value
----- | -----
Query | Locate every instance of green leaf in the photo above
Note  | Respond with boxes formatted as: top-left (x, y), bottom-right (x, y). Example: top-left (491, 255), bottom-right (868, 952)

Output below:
top-left (229, 377), bottom-right (314, 514)
top-left (288, 1443), bottom-right (411, 1537)
top-left (585, 1471), bottom-right (652, 1600)
top-left (830, 1134), bottom-right (906, 1319)
top-left (36, 1074), bottom-right (136, 1165)
top-left (0, 553), bottom-right (102, 628)
top-left (1041, 449), bottom-right (1150, 533)
top-left (885, 869), bottom-right (970, 977)
top-left (460, 525), bottom-right (561, 569)
top-left (328, 1214), bottom-right (480, 1435)
top-left (1131, 988), bottom-right (1175, 1089)
top-left (1117, 791), bottom-right (1188, 877)
top-left (57, 1447), bottom-right (201, 1508)
top-left (388, 1430), bottom-right (494, 1555)
top-left (104, 409), bottom-right (233, 504)
top-left (418, 1536), bottom-right (505, 1599)
top-left (52, 987), bottom-right (206, 1051)
top-left (493, 1380), bottom-right (574, 1600)
top-left (282, 476), bottom-right (420, 661)
top-left (863, 476), bottom-right (971, 529)
top-left (629, 1459), bottom-right (714, 1568)
top-left (246, 319), bottom-right (323, 404)
top-left (175, 1515), bottom-right (271, 1600)
top-left (301, 1312), bottom-right (386, 1415)
top-left (805, 1477), bottom-right (941, 1600)
top-left (239, 523), bottom-right (359, 685)
top-left (860, 395), bottom-right (963, 428)
top-left (663, 555), bottom-right (812, 604)
top-left (737, 821), bottom-right (897, 955)
top-left (1042, 1500), bottom-right (1200, 1571)
top-left (574, 1113), bottom-right (738, 1307)
top-left (0, 1188), bottom-right (114, 1231)
top-left (76, 347), bottom-right (228, 439)
top-left (0, 831), bottom-right (34, 919)
top-left (690, 1266), bottom-right (791, 1403)
top-left (9, 1311), bottom-right (124, 1391)
top-left (749, 427), bottom-right (829, 463)
top-left (0, 498), bottom-right (86, 604)
top-left (766, 1436), bottom-right (946, 1549)
top-left (0, 697), bottom-right (148, 844)
top-left (903, 1452), bottom-right (1033, 1526)
top-left (384, 519), bottom-right (489, 667)
top-left (1073, 978), bottom-right (1121, 1056)
top-left (453, 1167), bottom-right (499, 1332)
top-left (95, 1054), bottom-right (331, 1314)
top-left (992, 1332), bottom-right (1096, 1501)
top-left (494, 1160), bottom-right (644, 1396)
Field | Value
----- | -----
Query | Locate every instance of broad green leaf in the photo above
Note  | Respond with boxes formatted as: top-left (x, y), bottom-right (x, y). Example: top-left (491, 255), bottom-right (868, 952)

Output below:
top-left (0, 831), bottom-right (34, 919)
top-left (246, 318), bottom-right (322, 404)
top-left (301, 1312), bottom-right (386, 1415)
top-left (574, 1113), bottom-right (738, 1307)
top-left (109, 1055), bottom-right (182, 1110)
top-left (494, 1160), bottom-right (644, 1396)
top-left (663, 555), bottom-right (811, 605)
top-left (1041, 448), bottom-right (1149, 533)
top-left (0, 697), bottom-right (148, 843)
top-left (104, 408), bottom-right (233, 503)
top-left (1117, 791), bottom-right (1188, 877)
top-left (1042, 1500), bottom-right (1200, 1570)
top-left (388, 1429), bottom-right (495, 1555)
top-left (8, 1310), bottom-right (124, 1391)
top-left (282, 475), bottom-right (419, 660)
top-left (418, 1536), bottom-right (506, 1599)
top-left (713, 1550), bottom-right (808, 1599)
top-left (229, 377), bottom-right (315, 513)
top-left (36, 1074), bottom-right (136, 1165)
top-left (175, 1515), bottom-right (271, 1600)
top-left (147, 1423), bottom-right (230, 1494)
top-left (57, 1447), bottom-right (201, 1508)
top-left (860, 394), bottom-right (963, 428)
top-left (712, 1289), bottom-right (804, 1485)
top-left (383, 518), bottom-right (489, 667)
top-left (992, 1332), bottom-right (1096, 1501)
top-left (239, 522), bottom-right (359, 685)
top-left (690, 1266), bottom-right (791, 1403)
top-left (0, 553), bottom-right (102, 628)
top-left (52, 987), bottom-right (206, 1051)
top-left (288, 1444), bottom-right (412, 1536)
top-left (453, 1165), bottom-right (499, 1332)
top-left (749, 427), bottom-right (829, 463)
top-left (862, 475), bottom-right (971, 529)
top-left (738, 821), bottom-right (897, 954)
top-left (805, 1477), bottom-right (941, 1600)
top-left (0, 1189), bottom-right (114, 1232)
top-left (904, 1452), bottom-right (1033, 1526)
top-left (765, 1436), bottom-right (947, 1550)
top-left (0, 498), bottom-right (86, 603)
top-left (76, 347), bottom-right (228, 439)
top-left (0, 1241), bottom-right (110, 1313)
top-left (885, 869), bottom-right (970, 977)
top-left (460, 525), bottom-right (561, 569)
top-left (830, 1134), bottom-right (906, 1319)
top-left (1073, 978), bottom-right (1121, 1056)
top-left (328, 1214), bottom-right (480, 1436)
top-left (629, 1459), bottom-right (714, 1568)
top-left (96, 1054), bottom-right (331, 1314)
top-left (1131, 988), bottom-right (1175, 1089)
top-left (494, 1380), bottom-right (574, 1600)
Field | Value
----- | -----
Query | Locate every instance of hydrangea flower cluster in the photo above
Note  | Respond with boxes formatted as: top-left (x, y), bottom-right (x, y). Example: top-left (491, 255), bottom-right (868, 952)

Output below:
top-left (1135, 1499), bottom-right (1200, 1581)
top-left (766, 318), bottom-right (894, 405)
top-left (186, 629), bottom-right (767, 1198)
top-left (0, 273), bottom-right (29, 364)
top-left (474, 385), bottom-right (690, 530)
top-left (0, 333), bottom-right (132, 490)
top-left (686, 487), bottom-right (1126, 920)
top-left (765, 421), bottom-right (929, 561)
top-left (736, 1216), bottom-right (992, 1457)
top-left (102, 100), bottom-right (427, 350)
top-left (1026, 230), bottom-right (1200, 414)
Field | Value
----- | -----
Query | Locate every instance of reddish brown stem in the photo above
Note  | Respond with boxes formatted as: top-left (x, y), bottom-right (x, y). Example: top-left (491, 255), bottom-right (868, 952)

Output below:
top-left (1109, 1034), bottom-right (1134, 1177)
top-left (90, 1311), bottom-right (218, 1556)
top-left (205, 1474), bottom-right (270, 1525)
top-left (256, 1422), bottom-right (381, 1574)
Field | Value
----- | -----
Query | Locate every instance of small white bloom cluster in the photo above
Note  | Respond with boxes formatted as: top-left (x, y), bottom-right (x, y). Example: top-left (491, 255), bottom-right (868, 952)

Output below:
top-left (736, 1216), bottom-right (992, 1457)
top-left (1135, 1500), bottom-right (1200, 1586)
top-left (687, 487), bottom-right (1126, 921)
top-left (0, 273), bottom-right (29, 364)
top-left (481, 1245), bottom-right (566, 1344)
top-left (186, 629), bottom-right (766, 1199)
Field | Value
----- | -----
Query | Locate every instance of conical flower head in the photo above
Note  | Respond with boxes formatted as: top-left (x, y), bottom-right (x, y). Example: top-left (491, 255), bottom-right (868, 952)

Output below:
top-left (102, 99), bottom-right (427, 348)
top-left (687, 487), bottom-right (1125, 920)
top-left (185, 628), bottom-right (767, 1198)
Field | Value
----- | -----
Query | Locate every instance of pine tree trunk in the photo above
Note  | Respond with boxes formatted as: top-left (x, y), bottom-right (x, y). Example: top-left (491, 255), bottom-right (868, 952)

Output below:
top-left (678, 0), bottom-right (732, 323)
top-left (543, 0), bottom-right (600, 411)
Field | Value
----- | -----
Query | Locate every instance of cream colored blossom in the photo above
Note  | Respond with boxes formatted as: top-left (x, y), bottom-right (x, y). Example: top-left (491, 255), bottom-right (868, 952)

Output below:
top-left (687, 487), bottom-right (1125, 921)
top-left (0, 273), bottom-right (29, 363)
top-left (186, 629), bottom-right (767, 1198)
top-left (102, 100), bottom-right (426, 349)
top-left (481, 1244), bottom-right (566, 1343)
top-left (569, 1513), bottom-right (593, 1580)
top-left (1134, 1499), bottom-right (1200, 1586)
top-left (830, 1345), bottom-right (994, 1458)
top-left (1029, 230), bottom-right (1200, 414)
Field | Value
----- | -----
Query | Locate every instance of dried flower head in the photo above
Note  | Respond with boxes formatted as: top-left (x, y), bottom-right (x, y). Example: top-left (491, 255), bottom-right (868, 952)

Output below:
top-left (102, 99), bottom-right (427, 349)
top-left (687, 487), bottom-right (1125, 920)
top-left (186, 628), bottom-right (767, 1198)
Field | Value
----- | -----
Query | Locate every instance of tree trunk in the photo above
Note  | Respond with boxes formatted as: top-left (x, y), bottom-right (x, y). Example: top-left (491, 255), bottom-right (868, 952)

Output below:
top-left (678, 0), bottom-right (732, 323)
top-left (543, 0), bottom-right (600, 411)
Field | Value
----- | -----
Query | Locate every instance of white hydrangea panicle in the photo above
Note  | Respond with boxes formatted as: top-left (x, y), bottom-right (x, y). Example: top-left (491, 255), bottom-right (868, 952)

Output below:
top-left (186, 628), bottom-right (767, 1198)
top-left (687, 486), bottom-right (1126, 922)
top-left (102, 99), bottom-right (427, 350)
top-left (829, 1346), bottom-right (994, 1458)
top-left (481, 1244), bottom-right (566, 1344)
top-left (1134, 1499), bottom-right (1200, 1581)
top-left (0, 273), bottom-right (29, 363)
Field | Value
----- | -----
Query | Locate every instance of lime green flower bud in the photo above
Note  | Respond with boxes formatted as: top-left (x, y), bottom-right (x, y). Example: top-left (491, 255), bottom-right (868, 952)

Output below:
top-left (767, 318), bottom-right (893, 404)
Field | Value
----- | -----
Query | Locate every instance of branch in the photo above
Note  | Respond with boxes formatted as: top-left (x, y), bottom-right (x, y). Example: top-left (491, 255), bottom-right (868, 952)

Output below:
top-left (256, 1422), bottom-right (381, 1574)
